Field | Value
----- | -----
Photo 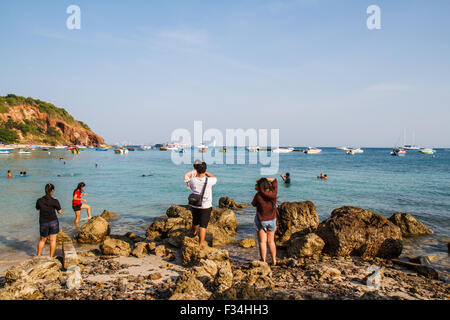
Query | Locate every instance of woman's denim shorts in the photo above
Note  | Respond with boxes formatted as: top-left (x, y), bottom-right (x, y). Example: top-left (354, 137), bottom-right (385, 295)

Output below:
top-left (254, 216), bottom-right (277, 232)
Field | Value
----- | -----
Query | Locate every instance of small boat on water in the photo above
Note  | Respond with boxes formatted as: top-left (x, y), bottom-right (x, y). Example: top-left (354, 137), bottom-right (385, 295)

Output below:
top-left (127, 147), bottom-right (136, 151)
top-left (114, 148), bottom-right (129, 154)
top-left (53, 145), bottom-right (68, 149)
top-left (160, 147), bottom-right (168, 151)
top-left (337, 146), bottom-right (350, 151)
top-left (420, 148), bottom-right (435, 155)
top-left (403, 145), bottom-right (420, 150)
top-left (304, 147), bottom-right (322, 154)
top-left (95, 147), bottom-right (109, 151)
top-left (220, 147), bottom-right (228, 152)
top-left (391, 147), bottom-right (406, 156)
top-left (346, 147), bottom-right (364, 155)
top-left (247, 146), bottom-right (260, 152)
top-left (18, 149), bottom-right (31, 154)
top-left (0, 150), bottom-right (11, 155)
top-left (272, 147), bottom-right (294, 154)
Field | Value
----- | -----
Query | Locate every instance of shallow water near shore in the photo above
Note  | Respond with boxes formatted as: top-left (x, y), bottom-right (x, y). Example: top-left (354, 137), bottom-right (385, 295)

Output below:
top-left (0, 147), bottom-right (449, 276)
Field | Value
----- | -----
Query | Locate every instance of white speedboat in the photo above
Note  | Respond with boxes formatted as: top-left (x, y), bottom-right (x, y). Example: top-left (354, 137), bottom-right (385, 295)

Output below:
top-left (420, 148), bottom-right (435, 155)
top-left (272, 147), bottom-right (294, 154)
top-left (53, 145), bottom-right (68, 149)
top-left (337, 146), bottom-right (350, 151)
top-left (247, 146), bottom-right (260, 152)
top-left (18, 149), bottom-right (31, 154)
top-left (114, 148), bottom-right (129, 154)
top-left (350, 147), bottom-right (364, 154)
top-left (403, 145), bottom-right (420, 150)
top-left (304, 147), bottom-right (322, 154)
top-left (0, 150), bottom-right (11, 155)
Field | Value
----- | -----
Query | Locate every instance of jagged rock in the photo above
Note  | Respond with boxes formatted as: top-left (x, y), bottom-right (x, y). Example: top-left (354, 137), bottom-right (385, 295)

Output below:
top-left (316, 206), bottom-right (403, 259)
top-left (218, 197), bottom-right (248, 209)
top-left (132, 242), bottom-right (148, 258)
top-left (287, 233), bottom-right (325, 258)
top-left (5, 257), bottom-right (62, 283)
top-left (166, 205), bottom-right (192, 219)
top-left (101, 237), bottom-right (131, 257)
top-left (1, 257), bottom-right (62, 300)
top-left (100, 210), bottom-right (119, 221)
top-left (388, 213), bottom-right (433, 237)
top-left (146, 206), bottom-right (237, 248)
top-left (214, 282), bottom-right (272, 300)
top-left (239, 238), bottom-right (256, 248)
top-left (207, 208), bottom-right (238, 247)
top-left (76, 216), bottom-right (110, 244)
top-left (276, 201), bottom-right (319, 246)
top-left (46, 229), bottom-right (72, 245)
top-left (65, 266), bottom-right (82, 289)
top-left (246, 261), bottom-right (273, 288)
top-left (154, 245), bottom-right (166, 257)
top-left (169, 270), bottom-right (212, 300)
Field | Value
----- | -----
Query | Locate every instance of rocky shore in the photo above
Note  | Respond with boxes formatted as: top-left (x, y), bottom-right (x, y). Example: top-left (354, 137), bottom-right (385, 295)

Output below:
top-left (1, 202), bottom-right (449, 300)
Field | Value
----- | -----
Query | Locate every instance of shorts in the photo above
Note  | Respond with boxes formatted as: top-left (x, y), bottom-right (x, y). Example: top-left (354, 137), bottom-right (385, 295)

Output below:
top-left (72, 204), bottom-right (82, 212)
top-left (254, 216), bottom-right (277, 232)
top-left (40, 220), bottom-right (59, 237)
top-left (191, 207), bottom-right (212, 229)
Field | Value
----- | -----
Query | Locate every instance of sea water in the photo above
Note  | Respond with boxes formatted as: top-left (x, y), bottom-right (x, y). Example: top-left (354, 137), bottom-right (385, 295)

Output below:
top-left (0, 148), bottom-right (449, 275)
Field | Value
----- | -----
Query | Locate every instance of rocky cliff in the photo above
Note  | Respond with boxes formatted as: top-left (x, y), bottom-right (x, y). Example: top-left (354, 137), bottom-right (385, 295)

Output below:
top-left (0, 94), bottom-right (104, 146)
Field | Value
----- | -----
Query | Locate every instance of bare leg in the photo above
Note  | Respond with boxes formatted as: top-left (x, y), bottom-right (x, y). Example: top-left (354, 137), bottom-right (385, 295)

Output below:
top-left (192, 225), bottom-right (199, 236)
top-left (267, 231), bottom-right (277, 265)
top-left (257, 230), bottom-right (268, 262)
top-left (81, 204), bottom-right (91, 219)
top-left (74, 211), bottom-right (81, 225)
top-left (37, 237), bottom-right (47, 256)
top-left (49, 234), bottom-right (57, 257)
top-left (199, 227), bottom-right (207, 247)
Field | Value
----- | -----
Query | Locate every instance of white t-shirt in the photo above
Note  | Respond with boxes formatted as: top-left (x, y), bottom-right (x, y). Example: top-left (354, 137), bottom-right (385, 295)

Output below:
top-left (188, 176), bottom-right (217, 209)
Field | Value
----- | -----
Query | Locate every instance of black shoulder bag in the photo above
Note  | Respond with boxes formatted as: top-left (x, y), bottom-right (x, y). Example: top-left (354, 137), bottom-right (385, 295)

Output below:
top-left (188, 177), bottom-right (208, 207)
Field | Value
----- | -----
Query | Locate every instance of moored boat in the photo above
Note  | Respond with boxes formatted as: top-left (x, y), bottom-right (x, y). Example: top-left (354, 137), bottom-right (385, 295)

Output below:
top-left (304, 147), bottom-right (322, 154)
top-left (272, 147), bottom-right (294, 154)
top-left (420, 148), bottom-right (435, 155)
top-left (391, 147), bottom-right (406, 156)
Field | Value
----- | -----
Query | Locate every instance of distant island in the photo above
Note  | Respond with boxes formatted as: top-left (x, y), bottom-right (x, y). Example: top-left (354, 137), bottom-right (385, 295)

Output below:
top-left (0, 94), bottom-right (104, 146)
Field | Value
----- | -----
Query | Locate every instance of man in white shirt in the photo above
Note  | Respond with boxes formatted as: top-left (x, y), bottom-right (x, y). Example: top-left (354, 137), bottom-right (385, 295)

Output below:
top-left (188, 162), bottom-right (217, 246)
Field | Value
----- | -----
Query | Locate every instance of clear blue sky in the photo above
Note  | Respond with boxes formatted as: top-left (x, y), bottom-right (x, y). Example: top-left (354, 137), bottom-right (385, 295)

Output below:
top-left (1, 0), bottom-right (449, 147)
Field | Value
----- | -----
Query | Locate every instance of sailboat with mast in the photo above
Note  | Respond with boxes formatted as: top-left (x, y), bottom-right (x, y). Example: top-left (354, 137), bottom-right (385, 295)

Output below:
top-left (403, 130), bottom-right (420, 150)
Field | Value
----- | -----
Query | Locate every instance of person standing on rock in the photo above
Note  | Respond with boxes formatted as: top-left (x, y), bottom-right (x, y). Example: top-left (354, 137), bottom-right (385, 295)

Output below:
top-left (36, 183), bottom-right (62, 257)
top-left (252, 177), bottom-right (278, 265)
top-left (188, 162), bottom-right (217, 246)
top-left (72, 182), bottom-right (92, 225)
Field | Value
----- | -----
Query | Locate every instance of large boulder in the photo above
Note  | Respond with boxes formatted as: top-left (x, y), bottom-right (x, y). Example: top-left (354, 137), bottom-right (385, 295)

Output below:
top-left (276, 201), bottom-right (319, 246)
top-left (287, 233), bottom-right (325, 258)
top-left (171, 236), bottom-right (233, 300)
top-left (1, 257), bottom-right (62, 300)
top-left (239, 238), bottom-right (257, 248)
top-left (76, 216), bottom-right (110, 244)
top-left (146, 206), bottom-right (238, 247)
top-left (219, 197), bottom-right (248, 210)
top-left (100, 210), bottom-right (119, 221)
top-left (388, 213), bottom-right (433, 237)
top-left (132, 242), bottom-right (148, 258)
top-left (207, 208), bottom-right (238, 247)
top-left (169, 271), bottom-right (212, 300)
top-left (316, 206), bottom-right (403, 259)
top-left (100, 237), bottom-right (131, 257)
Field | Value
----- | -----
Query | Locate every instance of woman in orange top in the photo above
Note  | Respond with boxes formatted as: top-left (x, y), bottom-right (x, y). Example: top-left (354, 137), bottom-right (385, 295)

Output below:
top-left (72, 182), bottom-right (92, 225)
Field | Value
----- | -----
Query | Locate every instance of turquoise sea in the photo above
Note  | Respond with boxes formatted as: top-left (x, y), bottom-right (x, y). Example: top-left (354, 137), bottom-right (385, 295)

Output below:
top-left (0, 147), bottom-right (449, 276)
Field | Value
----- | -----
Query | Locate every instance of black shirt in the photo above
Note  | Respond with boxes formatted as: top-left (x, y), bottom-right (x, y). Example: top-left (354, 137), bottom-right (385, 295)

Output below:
top-left (36, 196), bottom-right (61, 223)
top-left (285, 177), bottom-right (291, 184)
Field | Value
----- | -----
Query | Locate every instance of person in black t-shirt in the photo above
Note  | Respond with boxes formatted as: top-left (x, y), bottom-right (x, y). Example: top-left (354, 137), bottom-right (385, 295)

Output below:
top-left (36, 184), bottom-right (62, 257)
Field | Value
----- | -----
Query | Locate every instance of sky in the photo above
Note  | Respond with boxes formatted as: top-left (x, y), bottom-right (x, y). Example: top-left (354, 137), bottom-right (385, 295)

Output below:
top-left (0, 0), bottom-right (449, 147)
